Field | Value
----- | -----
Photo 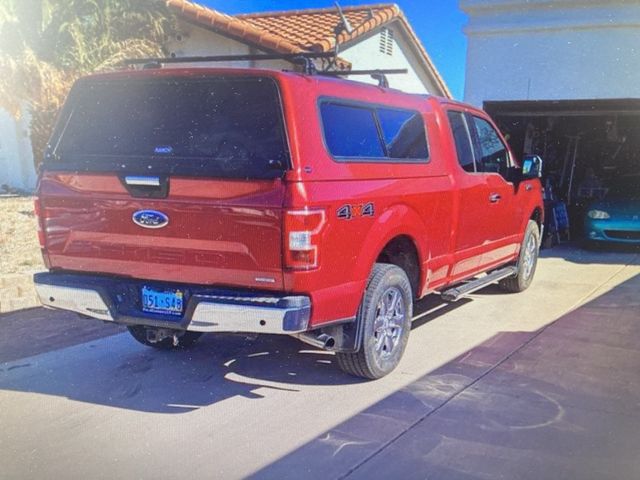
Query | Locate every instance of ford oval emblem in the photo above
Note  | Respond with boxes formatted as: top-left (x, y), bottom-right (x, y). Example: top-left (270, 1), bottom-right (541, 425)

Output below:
top-left (132, 210), bottom-right (169, 229)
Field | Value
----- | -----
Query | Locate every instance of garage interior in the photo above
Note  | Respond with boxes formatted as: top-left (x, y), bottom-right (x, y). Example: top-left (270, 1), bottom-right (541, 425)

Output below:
top-left (485, 99), bottom-right (640, 246)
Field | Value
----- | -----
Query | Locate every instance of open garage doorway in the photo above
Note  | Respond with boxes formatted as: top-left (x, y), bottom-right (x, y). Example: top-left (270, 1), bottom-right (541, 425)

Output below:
top-left (485, 99), bottom-right (640, 247)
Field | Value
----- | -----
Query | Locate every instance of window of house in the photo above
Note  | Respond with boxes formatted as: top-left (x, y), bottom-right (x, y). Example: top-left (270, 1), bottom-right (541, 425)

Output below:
top-left (471, 116), bottom-right (509, 176)
top-left (447, 111), bottom-right (475, 172)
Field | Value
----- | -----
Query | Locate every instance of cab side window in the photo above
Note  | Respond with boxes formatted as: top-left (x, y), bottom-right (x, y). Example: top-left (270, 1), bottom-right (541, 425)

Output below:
top-left (471, 116), bottom-right (509, 177)
top-left (447, 110), bottom-right (475, 173)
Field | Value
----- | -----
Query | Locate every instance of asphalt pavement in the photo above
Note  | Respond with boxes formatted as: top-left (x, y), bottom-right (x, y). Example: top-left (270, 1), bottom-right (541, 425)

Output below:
top-left (1, 245), bottom-right (638, 479)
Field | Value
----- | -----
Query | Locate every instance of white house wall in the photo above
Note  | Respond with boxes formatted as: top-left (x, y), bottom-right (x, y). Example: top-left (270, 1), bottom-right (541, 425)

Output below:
top-left (0, 107), bottom-right (36, 192)
top-left (461, 0), bottom-right (640, 106)
top-left (340, 21), bottom-right (438, 94)
top-left (167, 21), bottom-right (291, 71)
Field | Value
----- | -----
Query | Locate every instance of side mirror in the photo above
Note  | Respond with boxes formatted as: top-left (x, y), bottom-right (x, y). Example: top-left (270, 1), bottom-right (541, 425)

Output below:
top-left (522, 155), bottom-right (543, 179)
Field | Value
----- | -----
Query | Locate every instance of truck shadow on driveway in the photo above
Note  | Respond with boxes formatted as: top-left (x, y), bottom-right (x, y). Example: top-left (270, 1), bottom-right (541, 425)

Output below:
top-left (0, 331), bottom-right (353, 413)
top-left (0, 294), bottom-right (468, 414)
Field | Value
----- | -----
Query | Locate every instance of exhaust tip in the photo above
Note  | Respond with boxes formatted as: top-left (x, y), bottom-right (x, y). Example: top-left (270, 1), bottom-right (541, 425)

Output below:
top-left (323, 336), bottom-right (336, 349)
top-left (295, 332), bottom-right (336, 351)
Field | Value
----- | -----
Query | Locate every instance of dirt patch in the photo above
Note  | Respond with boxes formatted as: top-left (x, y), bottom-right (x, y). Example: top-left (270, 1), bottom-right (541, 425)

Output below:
top-left (0, 195), bottom-right (44, 275)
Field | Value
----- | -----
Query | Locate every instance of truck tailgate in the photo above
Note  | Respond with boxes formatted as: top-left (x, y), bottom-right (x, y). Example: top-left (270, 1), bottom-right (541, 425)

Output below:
top-left (40, 172), bottom-right (285, 290)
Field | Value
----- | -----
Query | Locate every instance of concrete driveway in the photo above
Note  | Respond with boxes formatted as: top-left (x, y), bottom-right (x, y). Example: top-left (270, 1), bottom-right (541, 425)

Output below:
top-left (1, 245), bottom-right (638, 479)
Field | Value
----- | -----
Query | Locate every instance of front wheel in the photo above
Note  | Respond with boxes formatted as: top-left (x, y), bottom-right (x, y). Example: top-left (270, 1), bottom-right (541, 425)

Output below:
top-left (499, 220), bottom-right (540, 293)
top-left (335, 264), bottom-right (413, 379)
top-left (127, 325), bottom-right (202, 350)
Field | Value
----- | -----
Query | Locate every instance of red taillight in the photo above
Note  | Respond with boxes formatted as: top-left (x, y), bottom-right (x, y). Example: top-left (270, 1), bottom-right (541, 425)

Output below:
top-left (34, 197), bottom-right (46, 248)
top-left (284, 209), bottom-right (326, 270)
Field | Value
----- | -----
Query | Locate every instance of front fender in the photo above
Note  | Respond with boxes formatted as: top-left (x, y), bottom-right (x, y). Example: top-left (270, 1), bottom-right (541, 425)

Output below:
top-left (518, 180), bottom-right (545, 238)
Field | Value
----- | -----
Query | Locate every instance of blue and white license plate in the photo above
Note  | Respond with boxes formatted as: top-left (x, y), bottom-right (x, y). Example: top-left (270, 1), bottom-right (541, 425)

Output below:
top-left (141, 286), bottom-right (184, 316)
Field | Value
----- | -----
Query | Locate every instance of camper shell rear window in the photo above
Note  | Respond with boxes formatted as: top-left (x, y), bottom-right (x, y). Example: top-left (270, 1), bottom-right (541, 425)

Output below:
top-left (47, 76), bottom-right (290, 179)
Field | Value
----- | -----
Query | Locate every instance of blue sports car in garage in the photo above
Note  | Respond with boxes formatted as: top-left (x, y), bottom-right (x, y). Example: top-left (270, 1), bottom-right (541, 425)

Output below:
top-left (584, 175), bottom-right (640, 246)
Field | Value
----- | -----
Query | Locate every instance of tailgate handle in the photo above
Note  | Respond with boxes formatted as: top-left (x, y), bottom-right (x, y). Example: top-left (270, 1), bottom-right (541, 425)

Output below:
top-left (120, 175), bottom-right (169, 199)
top-left (124, 176), bottom-right (160, 187)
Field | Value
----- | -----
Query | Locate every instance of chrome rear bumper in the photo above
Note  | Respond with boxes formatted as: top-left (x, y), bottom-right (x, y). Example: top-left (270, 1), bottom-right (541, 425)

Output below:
top-left (34, 272), bottom-right (311, 334)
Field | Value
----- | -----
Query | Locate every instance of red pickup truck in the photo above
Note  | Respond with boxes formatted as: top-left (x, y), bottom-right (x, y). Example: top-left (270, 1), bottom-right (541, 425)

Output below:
top-left (34, 66), bottom-right (543, 379)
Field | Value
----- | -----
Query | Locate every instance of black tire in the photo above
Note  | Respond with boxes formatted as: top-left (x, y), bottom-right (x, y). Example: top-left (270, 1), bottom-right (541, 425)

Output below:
top-left (335, 264), bottom-right (413, 379)
top-left (499, 220), bottom-right (540, 293)
top-left (127, 325), bottom-right (202, 350)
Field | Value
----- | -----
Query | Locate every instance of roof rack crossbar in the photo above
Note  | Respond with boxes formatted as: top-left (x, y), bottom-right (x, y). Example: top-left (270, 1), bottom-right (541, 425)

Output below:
top-left (319, 69), bottom-right (408, 87)
top-left (319, 69), bottom-right (408, 76)
top-left (122, 55), bottom-right (406, 86)
top-left (123, 52), bottom-right (337, 66)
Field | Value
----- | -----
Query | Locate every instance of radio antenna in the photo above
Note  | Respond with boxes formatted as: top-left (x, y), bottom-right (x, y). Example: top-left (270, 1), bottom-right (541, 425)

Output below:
top-left (334, 1), bottom-right (353, 35)
top-left (328, 1), bottom-right (354, 71)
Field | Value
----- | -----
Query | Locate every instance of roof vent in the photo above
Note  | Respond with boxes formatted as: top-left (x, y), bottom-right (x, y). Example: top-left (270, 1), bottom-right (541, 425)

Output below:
top-left (379, 27), bottom-right (394, 56)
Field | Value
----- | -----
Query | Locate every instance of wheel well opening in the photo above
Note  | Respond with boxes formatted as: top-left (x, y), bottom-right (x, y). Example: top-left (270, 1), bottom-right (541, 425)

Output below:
top-left (376, 236), bottom-right (420, 297)
top-left (530, 208), bottom-right (543, 231)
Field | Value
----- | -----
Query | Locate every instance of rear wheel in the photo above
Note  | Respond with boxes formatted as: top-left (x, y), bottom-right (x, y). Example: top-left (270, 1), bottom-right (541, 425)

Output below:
top-left (127, 325), bottom-right (202, 350)
top-left (335, 264), bottom-right (413, 379)
top-left (500, 220), bottom-right (540, 293)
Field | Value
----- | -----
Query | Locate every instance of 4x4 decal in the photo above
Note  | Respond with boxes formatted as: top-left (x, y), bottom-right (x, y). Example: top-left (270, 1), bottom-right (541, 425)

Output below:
top-left (337, 202), bottom-right (375, 220)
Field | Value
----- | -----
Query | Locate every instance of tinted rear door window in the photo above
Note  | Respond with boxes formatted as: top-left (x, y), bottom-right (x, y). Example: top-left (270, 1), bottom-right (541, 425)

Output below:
top-left (51, 76), bottom-right (289, 178)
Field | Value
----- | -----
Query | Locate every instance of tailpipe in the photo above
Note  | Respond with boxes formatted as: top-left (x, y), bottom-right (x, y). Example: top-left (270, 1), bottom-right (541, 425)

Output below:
top-left (294, 332), bottom-right (336, 350)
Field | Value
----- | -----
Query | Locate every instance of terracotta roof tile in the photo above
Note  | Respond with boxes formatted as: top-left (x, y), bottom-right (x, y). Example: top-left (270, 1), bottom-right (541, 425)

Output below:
top-left (166, 0), bottom-right (451, 97)
top-left (238, 5), bottom-right (402, 53)
top-left (166, 0), bottom-right (302, 54)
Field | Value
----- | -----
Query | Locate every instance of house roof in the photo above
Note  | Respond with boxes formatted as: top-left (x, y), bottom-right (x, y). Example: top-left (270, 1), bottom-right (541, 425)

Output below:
top-left (237, 5), bottom-right (400, 53)
top-left (165, 0), bottom-right (451, 97)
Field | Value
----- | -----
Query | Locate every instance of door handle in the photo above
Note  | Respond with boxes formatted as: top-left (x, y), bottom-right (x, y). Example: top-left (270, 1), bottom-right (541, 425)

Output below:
top-left (525, 183), bottom-right (533, 191)
top-left (489, 193), bottom-right (501, 203)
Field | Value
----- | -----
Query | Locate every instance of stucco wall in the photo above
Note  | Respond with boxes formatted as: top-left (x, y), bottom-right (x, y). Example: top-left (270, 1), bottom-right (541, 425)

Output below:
top-left (461, 0), bottom-right (640, 106)
top-left (0, 107), bottom-right (36, 192)
top-left (340, 21), bottom-right (439, 94)
top-left (167, 21), bottom-right (291, 71)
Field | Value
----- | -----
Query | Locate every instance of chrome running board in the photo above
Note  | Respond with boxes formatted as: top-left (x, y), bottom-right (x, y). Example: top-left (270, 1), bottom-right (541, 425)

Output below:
top-left (441, 266), bottom-right (517, 302)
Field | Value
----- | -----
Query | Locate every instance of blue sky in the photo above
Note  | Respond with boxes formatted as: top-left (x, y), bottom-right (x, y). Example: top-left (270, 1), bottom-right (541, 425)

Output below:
top-left (200, 1), bottom-right (468, 99)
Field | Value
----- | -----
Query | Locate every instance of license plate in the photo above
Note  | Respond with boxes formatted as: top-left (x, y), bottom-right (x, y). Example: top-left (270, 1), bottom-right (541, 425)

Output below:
top-left (141, 286), bottom-right (184, 316)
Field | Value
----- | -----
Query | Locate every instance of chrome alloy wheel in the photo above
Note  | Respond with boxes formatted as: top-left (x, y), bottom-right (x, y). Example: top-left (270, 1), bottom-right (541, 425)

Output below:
top-left (522, 233), bottom-right (537, 280)
top-left (373, 287), bottom-right (406, 358)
